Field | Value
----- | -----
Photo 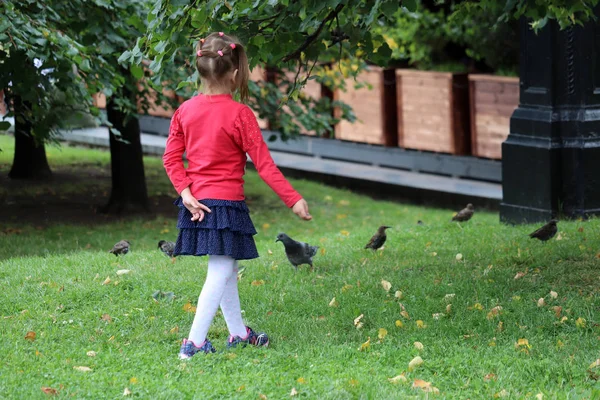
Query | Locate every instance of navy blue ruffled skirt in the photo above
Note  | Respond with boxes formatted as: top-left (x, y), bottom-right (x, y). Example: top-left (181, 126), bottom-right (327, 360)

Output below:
top-left (173, 198), bottom-right (259, 260)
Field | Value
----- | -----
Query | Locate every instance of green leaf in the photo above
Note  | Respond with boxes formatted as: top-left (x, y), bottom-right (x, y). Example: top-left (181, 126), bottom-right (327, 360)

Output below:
top-left (130, 64), bottom-right (144, 79)
top-left (0, 121), bottom-right (12, 131)
top-left (403, 0), bottom-right (418, 12)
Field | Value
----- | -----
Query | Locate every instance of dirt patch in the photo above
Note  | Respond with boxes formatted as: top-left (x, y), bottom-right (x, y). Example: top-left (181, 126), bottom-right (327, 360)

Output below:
top-left (0, 165), bottom-right (177, 228)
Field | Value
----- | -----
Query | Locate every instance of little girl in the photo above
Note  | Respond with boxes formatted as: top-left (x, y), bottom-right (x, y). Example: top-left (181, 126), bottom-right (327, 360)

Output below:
top-left (163, 32), bottom-right (312, 359)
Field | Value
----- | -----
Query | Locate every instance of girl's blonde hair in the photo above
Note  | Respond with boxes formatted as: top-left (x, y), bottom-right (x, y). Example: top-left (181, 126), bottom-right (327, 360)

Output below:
top-left (195, 32), bottom-right (249, 103)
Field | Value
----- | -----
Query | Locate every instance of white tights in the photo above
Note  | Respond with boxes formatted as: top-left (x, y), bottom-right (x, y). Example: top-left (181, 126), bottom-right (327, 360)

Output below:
top-left (188, 255), bottom-right (248, 345)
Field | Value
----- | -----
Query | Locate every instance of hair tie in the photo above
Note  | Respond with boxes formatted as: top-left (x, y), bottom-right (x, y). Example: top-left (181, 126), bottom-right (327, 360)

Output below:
top-left (218, 32), bottom-right (224, 37)
top-left (196, 50), bottom-right (202, 57)
top-left (217, 50), bottom-right (224, 57)
top-left (229, 43), bottom-right (236, 49)
top-left (200, 38), bottom-right (205, 44)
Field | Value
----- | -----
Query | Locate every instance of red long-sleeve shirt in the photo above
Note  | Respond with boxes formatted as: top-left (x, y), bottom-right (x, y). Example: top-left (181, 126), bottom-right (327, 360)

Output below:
top-left (163, 94), bottom-right (302, 208)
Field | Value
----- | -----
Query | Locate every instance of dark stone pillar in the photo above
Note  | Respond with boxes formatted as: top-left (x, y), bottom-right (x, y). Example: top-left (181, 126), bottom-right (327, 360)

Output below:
top-left (501, 10), bottom-right (600, 224)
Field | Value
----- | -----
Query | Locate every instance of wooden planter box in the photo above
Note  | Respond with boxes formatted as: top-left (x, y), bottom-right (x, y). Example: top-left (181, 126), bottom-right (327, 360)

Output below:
top-left (334, 66), bottom-right (397, 146)
top-left (250, 66), bottom-right (269, 129)
top-left (396, 69), bottom-right (470, 155)
top-left (469, 74), bottom-right (519, 159)
top-left (0, 90), bottom-right (6, 116)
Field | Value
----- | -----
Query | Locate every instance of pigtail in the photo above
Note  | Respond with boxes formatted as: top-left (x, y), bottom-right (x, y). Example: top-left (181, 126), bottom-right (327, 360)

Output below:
top-left (195, 32), bottom-right (250, 103)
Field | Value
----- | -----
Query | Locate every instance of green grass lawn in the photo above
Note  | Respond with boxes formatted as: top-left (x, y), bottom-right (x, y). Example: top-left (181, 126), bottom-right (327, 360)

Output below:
top-left (1, 134), bottom-right (600, 399)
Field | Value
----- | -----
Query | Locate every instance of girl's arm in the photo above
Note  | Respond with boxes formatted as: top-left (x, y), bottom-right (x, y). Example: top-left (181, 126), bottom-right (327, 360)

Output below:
top-left (163, 108), bottom-right (193, 195)
top-left (235, 106), bottom-right (303, 208)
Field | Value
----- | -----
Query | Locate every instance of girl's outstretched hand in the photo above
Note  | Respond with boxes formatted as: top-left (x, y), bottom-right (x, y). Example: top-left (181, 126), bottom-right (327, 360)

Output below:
top-left (292, 198), bottom-right (312, 221)
top-left (181, 188), bottom-right (211, 222)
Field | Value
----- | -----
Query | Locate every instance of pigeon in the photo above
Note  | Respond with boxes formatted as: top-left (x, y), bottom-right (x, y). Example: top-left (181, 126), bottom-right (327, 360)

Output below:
top-left (452, 203), bottom-right (475, 222)
top-left (529, 219), bottom-right (558, 241)
top-left (158, 240), bottom-right (176, 258)
top-left (275, 233), bottom-right (318, 271)
top-left (364, 225), bottom-right (391, 250)
top-left (109, 240), bottom-right (130, 256)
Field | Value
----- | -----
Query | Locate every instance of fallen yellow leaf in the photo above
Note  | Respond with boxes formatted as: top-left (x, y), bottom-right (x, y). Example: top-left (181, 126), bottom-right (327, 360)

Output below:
top-left (358, 337), bottom-right (371, 351)
top-left (86, 351), bottom-right (97, 357)
top-left (378, 328), bottom-right (388, 340)
top-left (471, 303), bottom-right (484, 311)
top-left (182, 302), bottom-right (197, 313)
top-left (432, 313), bottom-right (444, 320)
top-left (514, 271), bottom-right (526, 280)
top-left (412, 379), bottom-right (439, 393)
top-left (353, 314), bottom-right (364, 326)
top-left (267, 249), bottom-right (273, 255)
top-left (400, 311), bottom-right (410, 319)
top-left (338, 200), bottom-right (350, 206)
top-left (340, 230), bottom-right (350, 236)
top-left (320, 247), bottom-right (326, 255)
top-left (408, 356), bottom-right (423, 371)
top-left (41, 387), bottom-right (58, 395)
top-left (394, 290), bottom-right (403, 299)
top-left (251, 280), bottom-right (265, 286)
top-left (444, 293), bottom-right (455, 302)
top-left (416, 320), bottom-right (426, 328)
top-left (455, 253), bottom-right (463, 261)
top-left (549, 306), bottom-right (562, 318)
top-left (537, 298), bottom-right (545, 307)
top-left (102, 276), bottom-right (111, 285)
top-left (341, 283), bottom-right (353, 292)
top-left (328, 297), bottom-right (338, 307)
top-left (101, 313), bottom-right (112, 323)
top-left (388, 374), bottom-right (407, 384)
top-left (25, 331), bottom-right (36, 341)
top-left (73, 366), bottom-right (92, 372)
top-left (116, 269), bottom-right (131, 276)
top-left (484, 373), bottom-right (496, 381)
top-left (576, 317), bottom-right (586, 328)
top-left (395, 320), bottom-right (403, 328)
top-left (589, 359), bottom-right (600, 369)
top-left (487, 306), bottom-right (502, 320)
top-left (130, 377), bottom-right (138, 384)
top-left (262, 223), bottom-right (270, 229)
top-left (290, 387), bottom-right (298, 396)
top-left (297, 377), bottom-right (306, 384)
top-left (446, 304), bottom-right (452, 314)
top-left (169, 326), bottom-right (179, 334)
top-left (123, 387), bottom-right (132, 396)
top-left (381, 279), bottom-right (392, 292)
top-left (556, 340), bottom-right (564, 348)
top-left (549, 290), bottom-right (558, 299)
top-left (259, 394), bottom-right (267, 400)
top-left (536, 393), bottom-right (543, 400)
top-left (414, 341), bottom-right (424, 350)
top-left (494, 389), bottom-right (509, 398)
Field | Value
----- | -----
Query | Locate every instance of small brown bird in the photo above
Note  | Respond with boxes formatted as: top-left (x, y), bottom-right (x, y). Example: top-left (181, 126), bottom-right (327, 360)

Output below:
top-left (529, 219), bottom-right (558, 241)
top-left (364, 226), bottom-right (391, 250)
top-left (158, 240), bottom-right (176, 258)
top-left (109, 240), bottom-right (130, 256)
top-left (452, 203), bottom-right (475, 222)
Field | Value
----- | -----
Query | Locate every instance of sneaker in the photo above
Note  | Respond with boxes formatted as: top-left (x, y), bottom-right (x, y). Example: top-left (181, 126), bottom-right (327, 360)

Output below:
top-left (227, 326), bottom-right (269, 348)
top-left (178, 338), bottom-right (216, 359)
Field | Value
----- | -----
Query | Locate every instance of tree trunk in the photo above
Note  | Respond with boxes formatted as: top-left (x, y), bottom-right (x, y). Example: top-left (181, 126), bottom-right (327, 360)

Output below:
top-left (8, 95), bottom-right (52, 180)
top-left (98, 91), bottom-right (149, 215)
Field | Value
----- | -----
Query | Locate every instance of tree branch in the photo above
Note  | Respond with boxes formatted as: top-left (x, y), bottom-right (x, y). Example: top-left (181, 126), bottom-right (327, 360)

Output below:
top-left (282, 3), bottom-right (344, 62)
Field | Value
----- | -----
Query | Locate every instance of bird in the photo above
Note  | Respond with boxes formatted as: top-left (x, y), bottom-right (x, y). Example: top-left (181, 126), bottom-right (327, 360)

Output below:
top-left (275, 233), bottom-right (318, 271)
top-left (452, 203), bottom-right (475, 222)
top-left (109, 240), bottom-right (130, 256)
top-left (417, 220), bottom-right (424, 226)
top-left (364, 225), bottom-right (391, 250)
top-left (529, 219), bottom-right (558, 241)
top-left (158, 240), bottom-right (176, 258)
